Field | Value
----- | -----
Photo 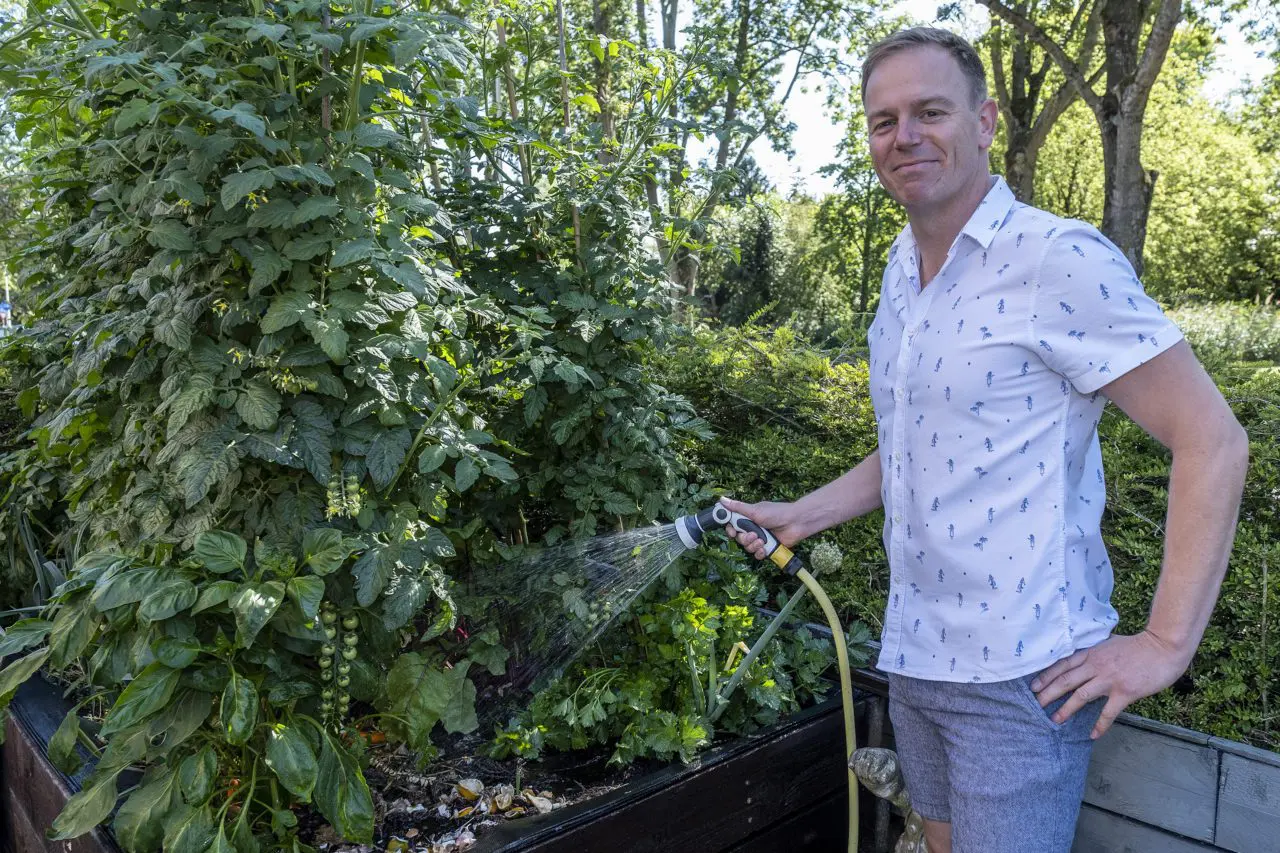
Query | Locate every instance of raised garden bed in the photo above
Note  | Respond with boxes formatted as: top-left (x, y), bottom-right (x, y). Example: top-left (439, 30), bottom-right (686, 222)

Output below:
top-left (0, 668), bottom-right (880, 853)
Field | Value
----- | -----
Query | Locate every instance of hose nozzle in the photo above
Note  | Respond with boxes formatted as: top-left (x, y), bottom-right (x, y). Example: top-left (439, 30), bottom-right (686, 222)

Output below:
top-left (675, 502), bottom-right (804, 575)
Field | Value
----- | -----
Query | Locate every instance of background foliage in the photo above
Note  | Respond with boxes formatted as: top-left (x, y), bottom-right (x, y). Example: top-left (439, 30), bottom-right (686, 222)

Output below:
top-left (0, 0), bottom-right (1278, 847)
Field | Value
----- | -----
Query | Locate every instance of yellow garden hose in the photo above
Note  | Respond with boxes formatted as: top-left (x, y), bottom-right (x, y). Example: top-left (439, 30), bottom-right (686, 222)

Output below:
top-left (675, 502), bottom-right (860, 852)
top-left (796, 567), bottom-right (859, 853)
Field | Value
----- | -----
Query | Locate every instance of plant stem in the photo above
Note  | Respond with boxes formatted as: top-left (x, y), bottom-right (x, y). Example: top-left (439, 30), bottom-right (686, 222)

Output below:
top-left (706, 583), bottom-right (810, 724)
top-left (381, 344), bottom-right (520, 498)
top-left (344, 0), bottom-right (375, 131)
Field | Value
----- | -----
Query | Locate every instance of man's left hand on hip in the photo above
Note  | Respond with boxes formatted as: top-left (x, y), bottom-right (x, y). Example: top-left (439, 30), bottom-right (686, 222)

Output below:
top-left (1030, 631), bottom-right (1192, 739)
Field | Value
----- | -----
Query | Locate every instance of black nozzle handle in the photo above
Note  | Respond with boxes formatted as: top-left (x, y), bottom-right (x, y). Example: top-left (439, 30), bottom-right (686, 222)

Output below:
top-left (709, 504), bottom-right (779, 557)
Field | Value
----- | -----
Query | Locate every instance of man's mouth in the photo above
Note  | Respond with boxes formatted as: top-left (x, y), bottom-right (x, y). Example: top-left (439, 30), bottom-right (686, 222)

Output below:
top-left (895, 160), bottom-right (936, 172)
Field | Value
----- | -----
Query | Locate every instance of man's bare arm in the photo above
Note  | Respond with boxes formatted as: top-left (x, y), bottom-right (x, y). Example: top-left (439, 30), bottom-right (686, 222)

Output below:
top-left (1034, 340), bottom-right (1249, 737)
top-left (721, 449), bottom-right (883, 556)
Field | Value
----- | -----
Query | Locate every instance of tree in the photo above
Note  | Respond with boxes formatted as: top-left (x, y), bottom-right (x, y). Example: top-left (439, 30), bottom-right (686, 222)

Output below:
top-left (977, 0), bottom-right (1183, 276)
top-left (1032, 27), bottom-right (1280, 303)
top-left (647, 0), bottom-right (888, 313)
top-left (980, 0), bottom-right (1103, 202)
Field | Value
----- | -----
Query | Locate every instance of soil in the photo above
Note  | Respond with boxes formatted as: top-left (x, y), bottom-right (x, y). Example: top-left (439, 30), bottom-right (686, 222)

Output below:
top-left (304, 732), bottom-right (667, 852)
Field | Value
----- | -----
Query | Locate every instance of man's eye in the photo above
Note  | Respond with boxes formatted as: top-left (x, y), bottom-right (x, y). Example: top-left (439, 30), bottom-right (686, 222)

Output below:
top-left (875, 120), bottom-right (894, 131)
top-left (923, 110), bottom-right (942, 119)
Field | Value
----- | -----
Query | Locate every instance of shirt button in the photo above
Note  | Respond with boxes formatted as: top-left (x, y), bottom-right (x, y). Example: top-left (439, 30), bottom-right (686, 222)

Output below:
top-left (893, 514), bottom-right (903, 524)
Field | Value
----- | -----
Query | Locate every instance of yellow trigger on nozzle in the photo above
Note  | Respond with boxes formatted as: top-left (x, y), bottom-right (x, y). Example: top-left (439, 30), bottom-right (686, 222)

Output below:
top-left (769, 544), bottom-right (805, 576)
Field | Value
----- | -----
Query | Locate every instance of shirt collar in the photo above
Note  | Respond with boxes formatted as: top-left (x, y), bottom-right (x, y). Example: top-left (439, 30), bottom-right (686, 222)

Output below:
top-left (959, 175), bottom-right (1017, 249)
top-left (887, 175), bottom-right (1016, 284)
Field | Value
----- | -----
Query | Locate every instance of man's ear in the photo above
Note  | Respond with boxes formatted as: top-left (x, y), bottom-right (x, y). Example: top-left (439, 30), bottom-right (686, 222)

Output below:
top-left (977, 97), bottom-right (998, 150)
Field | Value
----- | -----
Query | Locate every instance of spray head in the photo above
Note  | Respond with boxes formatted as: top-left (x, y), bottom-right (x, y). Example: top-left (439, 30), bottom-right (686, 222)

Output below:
top-left (675, 502), bottom-right (805, 575)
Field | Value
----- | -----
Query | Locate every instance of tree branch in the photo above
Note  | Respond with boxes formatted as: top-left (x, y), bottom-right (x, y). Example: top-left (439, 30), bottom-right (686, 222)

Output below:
top-left (975, 0), bottom-right (1103, 116)
top-left (1130, 0), bottom-right (1182, 113)
top-left (989, 26), bottom-right (1015, 129)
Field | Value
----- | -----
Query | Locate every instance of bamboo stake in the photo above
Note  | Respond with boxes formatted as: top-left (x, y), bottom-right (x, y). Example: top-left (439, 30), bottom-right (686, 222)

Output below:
top-left (556, 0), bottom-right (583, 262)
top-left (497, 21), bottom-right (533, 187)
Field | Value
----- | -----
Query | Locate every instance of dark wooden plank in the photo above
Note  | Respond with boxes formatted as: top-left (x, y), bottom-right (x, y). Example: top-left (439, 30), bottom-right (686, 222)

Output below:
top-left (1072, 804), bottom-right (1220, 853)
top-left (725, 789), bottom-right (846, 853)
top-left (1215, 752), bottom-right (1280, 853)
top-left (1083, 721), bottom-right (1219, 842)
top-left (476, 695), bottom-right (867, 852)
top-left (1, 711), bottom-right (117, 853)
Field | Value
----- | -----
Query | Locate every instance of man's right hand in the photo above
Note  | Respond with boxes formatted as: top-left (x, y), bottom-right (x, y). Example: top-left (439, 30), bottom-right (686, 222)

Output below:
top-left (717, 497), bottom-right (808, 560)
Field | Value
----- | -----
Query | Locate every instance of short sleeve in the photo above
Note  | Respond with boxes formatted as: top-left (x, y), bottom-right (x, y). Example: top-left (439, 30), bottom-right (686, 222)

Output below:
top-left (1029, 225), bottom-right (1183, 394)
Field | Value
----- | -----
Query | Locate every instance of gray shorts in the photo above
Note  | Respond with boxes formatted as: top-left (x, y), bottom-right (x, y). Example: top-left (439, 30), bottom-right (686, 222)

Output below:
top-left (887, 670), bottom-right (1105, 853)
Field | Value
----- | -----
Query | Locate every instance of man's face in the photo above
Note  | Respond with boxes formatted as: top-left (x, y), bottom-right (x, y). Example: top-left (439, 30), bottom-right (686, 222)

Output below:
top-left (864, 45), bottom-right (996, 214)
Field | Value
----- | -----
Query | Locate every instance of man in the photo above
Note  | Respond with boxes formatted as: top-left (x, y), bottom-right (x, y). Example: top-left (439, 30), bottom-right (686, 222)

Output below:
top-left (723, 27), bottom-right (1248, 853)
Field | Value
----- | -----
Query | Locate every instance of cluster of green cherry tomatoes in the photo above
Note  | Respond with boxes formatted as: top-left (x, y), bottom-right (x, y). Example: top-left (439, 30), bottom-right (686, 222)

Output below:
top-left (318, 601), bottom-right (359, 717)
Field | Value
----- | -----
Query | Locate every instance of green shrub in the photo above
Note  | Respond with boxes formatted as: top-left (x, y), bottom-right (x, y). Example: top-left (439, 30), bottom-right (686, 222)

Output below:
top-left (1104, 367), bottom-right (1280, 745)
top-left (1168, 302), bottom-right (1280, 366)
top-left (665, 325), bottom-right (1280, 749)
top-left (660, 325), bottom-right (887, 629)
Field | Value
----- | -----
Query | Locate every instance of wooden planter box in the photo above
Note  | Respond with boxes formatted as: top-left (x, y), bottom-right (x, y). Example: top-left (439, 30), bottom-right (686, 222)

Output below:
top-left (1, 677), bottom-right (124, 853)
top-left (473, 688), bottom-right (879, 852)
top-left (7, 655), bottom-right (1278, 853)
top-left (0, 670), bottom-right (877, 853)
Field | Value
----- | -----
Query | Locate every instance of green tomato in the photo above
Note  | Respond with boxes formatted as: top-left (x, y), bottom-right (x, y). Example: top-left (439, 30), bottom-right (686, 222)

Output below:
top-left (337, 693), bottom-right (350, 705)
top-left (342, 615), bottom-right (359, 631)
top-left (341, 646), bottom-right (358, 661)
top-left (321, 611), bottom-right (337, 626)
top-left (337, 663), bottom-right (351, 675)
top-left (321, 689), bottom-right (333, 700)
top-left (343, 633), bottom-right (359, 647)
top-left (318, 657), bottom-right (332, 669)
top-left (324, 626), bottom-right (338, 640)
top-left (337, 676), bottom-right (350, 688)
top-left (321, 644), bottom-right (336, 657)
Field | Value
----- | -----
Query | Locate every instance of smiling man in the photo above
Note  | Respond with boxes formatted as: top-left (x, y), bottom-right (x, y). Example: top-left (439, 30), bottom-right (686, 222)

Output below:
top-left (722, 27), bottom-right (1249, 853)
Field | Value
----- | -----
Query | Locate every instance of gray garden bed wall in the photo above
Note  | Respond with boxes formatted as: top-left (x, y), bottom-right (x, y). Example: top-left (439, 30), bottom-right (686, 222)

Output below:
top-left (1073, 713), bottom-right (1280, 853)
top-left (801, 622), bottom-right (1280, 853)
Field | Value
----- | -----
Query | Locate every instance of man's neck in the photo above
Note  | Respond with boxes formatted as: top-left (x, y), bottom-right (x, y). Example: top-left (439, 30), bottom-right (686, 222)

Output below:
top-left (908, 172), bottom-right (994, 287)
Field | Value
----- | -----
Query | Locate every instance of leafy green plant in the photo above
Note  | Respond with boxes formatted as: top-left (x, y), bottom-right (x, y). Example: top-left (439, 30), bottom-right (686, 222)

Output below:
top-left (492, 547), bottom-right (867, 765)
top-left (1168, 302), bottom-right (1280, 366)
top-left (0, 0), bottom-right (717, 847)
top-left (0, 534), bottom-right (390, 847)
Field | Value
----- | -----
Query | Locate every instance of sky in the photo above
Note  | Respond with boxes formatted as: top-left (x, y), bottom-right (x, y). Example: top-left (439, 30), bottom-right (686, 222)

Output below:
top-left (748, 0), bottom-right (1277, 198)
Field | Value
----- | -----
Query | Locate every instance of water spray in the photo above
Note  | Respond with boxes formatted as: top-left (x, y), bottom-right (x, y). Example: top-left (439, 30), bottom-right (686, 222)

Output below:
top-left (675, 502), bottom-right (861, 853)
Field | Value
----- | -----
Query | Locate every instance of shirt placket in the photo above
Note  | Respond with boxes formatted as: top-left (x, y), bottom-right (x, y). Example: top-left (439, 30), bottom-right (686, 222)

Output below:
top-left (886, 245), bottom-right (952, 668)
top-left (885, 253), bottom-right (919, 660)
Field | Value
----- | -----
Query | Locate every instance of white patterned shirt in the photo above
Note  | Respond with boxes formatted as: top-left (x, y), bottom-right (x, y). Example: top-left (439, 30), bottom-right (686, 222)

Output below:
top-left (868, 176), bottom-right (1183, 682)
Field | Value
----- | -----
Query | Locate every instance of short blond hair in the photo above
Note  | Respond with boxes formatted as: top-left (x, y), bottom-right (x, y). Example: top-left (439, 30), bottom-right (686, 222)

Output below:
top-left (861, 27), bottom-right (988, 107)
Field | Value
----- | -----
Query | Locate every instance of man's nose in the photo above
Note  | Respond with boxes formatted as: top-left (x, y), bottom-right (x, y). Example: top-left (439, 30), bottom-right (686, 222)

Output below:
top-left (893, 118), bottom-right (921, 148)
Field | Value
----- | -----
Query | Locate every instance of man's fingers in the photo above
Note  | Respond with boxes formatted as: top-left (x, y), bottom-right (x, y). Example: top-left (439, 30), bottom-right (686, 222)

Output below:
top-left (1092, 695), bottom-right (1127, 740)
top-left (1036, 663), bottom-right (1094, 706)
top-left (1050, 678), bottom-right (1104, 725)
top-left (1031, 649), bottom-right (1088, 691)
top-left (725, 527), bottom-right (765, 560)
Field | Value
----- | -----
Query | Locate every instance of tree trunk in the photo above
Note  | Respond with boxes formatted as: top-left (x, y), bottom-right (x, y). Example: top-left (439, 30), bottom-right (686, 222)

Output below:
top-left (715, 0), bottom-right (751, 171)
top-left (988, 4), bottom-right (1100, 206)
top-left (977, 0), bottom-right (1180, 278)
top-left (859, 176), bottom-right (876, 314)
top-left (1003, 129), bottom-right (1037, 203)
top-left (593, 0), bottom-right (615, 162)
top-left (661, 0), bottom-right (683, 196)
top-left (1100, 112), bottom-right (1158, 275)
top-left (636, 0), bottom-right (663, 227)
